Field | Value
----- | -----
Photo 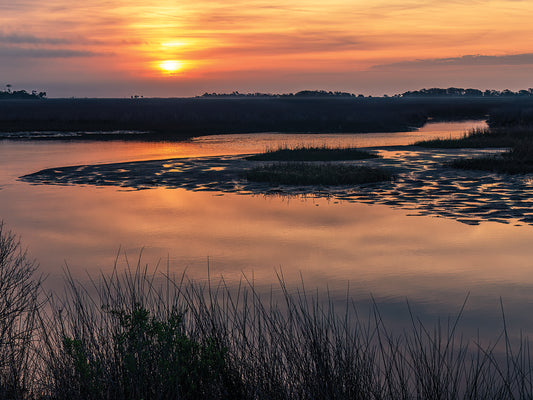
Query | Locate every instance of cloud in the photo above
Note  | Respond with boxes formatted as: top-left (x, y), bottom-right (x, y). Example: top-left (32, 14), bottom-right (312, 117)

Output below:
top-left (0, 47), bottom-right (107, 58)
top-left (0, 32), bottom-right (71, 45)
top-left (372, 53), bottom-right (533, 69)
top-left (172, 30), bottom-right (362, 61)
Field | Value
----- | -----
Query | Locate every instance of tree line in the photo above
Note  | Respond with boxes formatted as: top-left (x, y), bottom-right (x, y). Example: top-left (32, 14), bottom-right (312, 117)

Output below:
top-left (201, 88), bottom-right (533, 98)
top-left (1, 84), bottom-right (46, 99)
top-left (401, 87), bottom-right (533, 97)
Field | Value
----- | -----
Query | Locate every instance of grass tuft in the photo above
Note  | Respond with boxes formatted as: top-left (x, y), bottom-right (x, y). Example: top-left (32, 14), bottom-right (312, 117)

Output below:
top-left (246, 144), bottom-right (379, 161)
top-left (245, 162), bottom-right (394, 185)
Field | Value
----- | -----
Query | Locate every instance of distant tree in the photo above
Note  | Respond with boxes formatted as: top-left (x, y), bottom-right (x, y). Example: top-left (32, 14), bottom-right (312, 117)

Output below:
top-left (464, 88), bottom-right (483, 96)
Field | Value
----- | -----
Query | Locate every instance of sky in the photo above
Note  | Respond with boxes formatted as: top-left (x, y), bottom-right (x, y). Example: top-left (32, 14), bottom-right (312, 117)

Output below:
top-left (1, 0), bottom-right (533, 97)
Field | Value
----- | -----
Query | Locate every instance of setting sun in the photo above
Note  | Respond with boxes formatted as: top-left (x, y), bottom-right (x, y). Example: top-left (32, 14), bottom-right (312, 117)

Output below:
top-left (158, 60), bottom-right (183, 74)
top-left (3, 0), bottom-right (533, 96)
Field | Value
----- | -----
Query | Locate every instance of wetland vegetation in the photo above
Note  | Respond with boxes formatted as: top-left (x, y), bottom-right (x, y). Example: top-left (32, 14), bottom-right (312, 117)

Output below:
top-left (244, 145), bottom-right (391, 186)
top-left (245, 144), bottom-right (379, 161)
top-left (1, 224), bottom-right (533, 400)
top-left (245, 162), bottom-right (393, 185)
top-left (416, 127), bottom-right (533, 173)
top-left (0, 95), bottom-right (508, 139)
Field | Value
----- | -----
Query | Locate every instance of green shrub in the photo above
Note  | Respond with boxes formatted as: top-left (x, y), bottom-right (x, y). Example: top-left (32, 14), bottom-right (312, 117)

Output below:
top-left (61, 304), bottom-right (226, 400)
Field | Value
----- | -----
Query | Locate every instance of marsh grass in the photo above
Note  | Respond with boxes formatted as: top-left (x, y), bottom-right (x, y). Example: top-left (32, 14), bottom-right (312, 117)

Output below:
top-left (450, 141), bottom-right (533, 174)
top-left (414, 127), bottom-right (533, 149)
top-left (414, 128), bottom-right (517, 149)
top-left (245, 163), bottom-right (394, 185)
top-left (415, 127), bottom-right (533, 174)
top-left (246, 144), bottom-right (379, 161)
top-left (34, 261), bottom-right (533, 400)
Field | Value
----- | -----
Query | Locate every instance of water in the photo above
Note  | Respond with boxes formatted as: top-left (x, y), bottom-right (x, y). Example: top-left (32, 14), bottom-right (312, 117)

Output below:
top-left (2, 120), bottom-right (531, 339)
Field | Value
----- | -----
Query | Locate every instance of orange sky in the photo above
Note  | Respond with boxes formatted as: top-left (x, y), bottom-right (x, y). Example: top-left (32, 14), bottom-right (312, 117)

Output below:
top-left (1, 0), bottom-right (533, 97)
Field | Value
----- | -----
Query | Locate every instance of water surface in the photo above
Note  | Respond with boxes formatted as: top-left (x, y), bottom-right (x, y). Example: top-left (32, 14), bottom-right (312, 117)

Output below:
top-left (2, 120), bottom-right (530, 340)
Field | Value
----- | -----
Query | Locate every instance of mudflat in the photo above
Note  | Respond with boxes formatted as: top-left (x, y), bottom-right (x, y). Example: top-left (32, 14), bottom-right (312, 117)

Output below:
top-left (21, 146), bottom-right (533, 226)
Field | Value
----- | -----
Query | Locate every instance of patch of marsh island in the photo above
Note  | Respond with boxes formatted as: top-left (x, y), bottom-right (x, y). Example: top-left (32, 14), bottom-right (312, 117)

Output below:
top-left (245, 144), bottom-right (379, 161)
top-left (415, 127), bottom-right (533, 174)
top-left (245, 145), bottom-right (393, 185)
top-left (246, 163), bottom-right (394, 185)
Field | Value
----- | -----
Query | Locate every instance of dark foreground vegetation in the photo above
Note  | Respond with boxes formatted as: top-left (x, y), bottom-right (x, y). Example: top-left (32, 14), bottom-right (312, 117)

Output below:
top-left (2, 224), bottom-right (533, 399)
top-left (246, 145), bottom-right (379, 161)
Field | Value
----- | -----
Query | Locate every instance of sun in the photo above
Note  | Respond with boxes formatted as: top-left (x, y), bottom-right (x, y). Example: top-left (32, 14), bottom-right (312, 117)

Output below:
top-left (158, 60), bottom-right (183, 74)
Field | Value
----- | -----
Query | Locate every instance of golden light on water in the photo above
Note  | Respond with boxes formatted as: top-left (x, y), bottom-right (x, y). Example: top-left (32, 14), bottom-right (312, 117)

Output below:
top-left (158, 60), bottom-right (183, 74)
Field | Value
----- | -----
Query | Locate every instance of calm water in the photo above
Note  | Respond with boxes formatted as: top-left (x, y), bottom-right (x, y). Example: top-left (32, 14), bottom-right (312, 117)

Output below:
top-left (2, 120), bottom-right (531, 339)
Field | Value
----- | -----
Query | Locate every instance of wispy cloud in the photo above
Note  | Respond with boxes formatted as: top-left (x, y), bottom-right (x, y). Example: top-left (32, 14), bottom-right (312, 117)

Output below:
top-left (0, 32), bottom-right (71, 45)
top-left (372, 53), bottom-right (533, 69)
top-left (174, 31), bottom-right (363, 60)
top-left (0, 47), bottom-right (107, 58)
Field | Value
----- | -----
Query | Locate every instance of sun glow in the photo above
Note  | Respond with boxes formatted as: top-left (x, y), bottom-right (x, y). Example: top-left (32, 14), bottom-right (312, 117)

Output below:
top-left (158, 60), bottom-right (183, 74)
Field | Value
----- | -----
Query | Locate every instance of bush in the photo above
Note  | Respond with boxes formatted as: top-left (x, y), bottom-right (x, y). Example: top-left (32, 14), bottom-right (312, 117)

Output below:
top-left (40, 265), bottom-right (234, 400)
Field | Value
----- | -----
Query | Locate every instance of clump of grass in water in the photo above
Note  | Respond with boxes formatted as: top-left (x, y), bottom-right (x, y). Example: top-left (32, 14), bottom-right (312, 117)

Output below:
top-left (246, 162), bottom-right (394, 185)
top-left (246, 144), bottom-right (379, 161)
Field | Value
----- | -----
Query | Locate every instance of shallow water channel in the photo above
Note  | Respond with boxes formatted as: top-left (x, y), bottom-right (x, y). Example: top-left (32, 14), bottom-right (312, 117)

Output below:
top-left (1, 120), bottom-right (532, 341)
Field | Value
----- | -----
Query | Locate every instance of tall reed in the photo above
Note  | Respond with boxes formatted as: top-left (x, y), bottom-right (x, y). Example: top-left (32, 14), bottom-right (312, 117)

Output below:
top-left (36, 262), bottom-right (533, 400)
